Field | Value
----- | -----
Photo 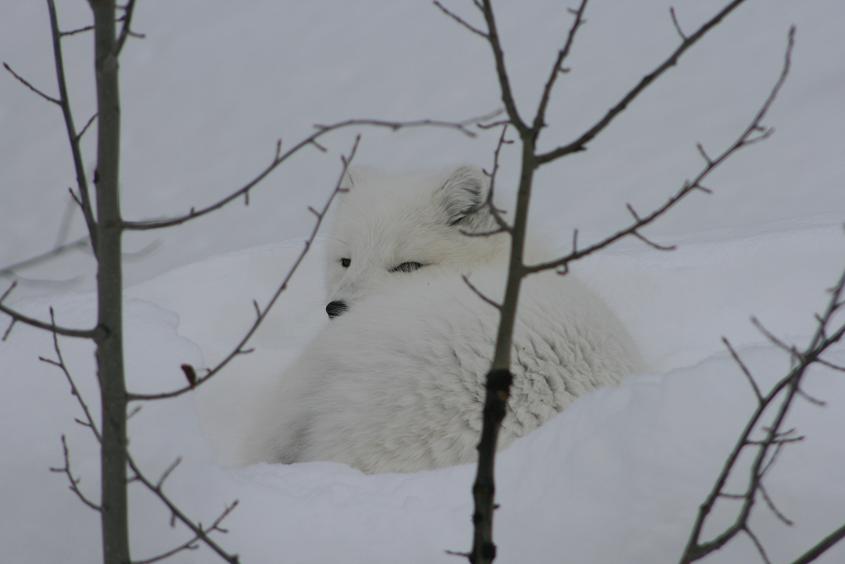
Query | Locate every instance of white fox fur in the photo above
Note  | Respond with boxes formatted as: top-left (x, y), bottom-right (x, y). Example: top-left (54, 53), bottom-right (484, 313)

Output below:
top-left (248, 166), bottom-right (643, 473)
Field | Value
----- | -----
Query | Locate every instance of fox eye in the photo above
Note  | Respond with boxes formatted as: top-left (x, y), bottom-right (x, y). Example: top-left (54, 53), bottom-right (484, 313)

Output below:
top-left (390, 261), bottom-right (424, 273)
top-left (340, 258), bottom-right (351, 268)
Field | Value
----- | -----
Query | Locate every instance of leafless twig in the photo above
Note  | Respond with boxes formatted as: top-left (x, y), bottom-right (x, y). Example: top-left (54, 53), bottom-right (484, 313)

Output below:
top-left (2, 61), bottom-right (60, 104)
top-left (524, 26), bottom-right (795, 275)
top-left (722, 336), bottom-right (764, 405)
top-left (461, 275), bottom-right (502, 310)
top-left (37, 310), bottom-right (103, 514)
top-left (127, 136), bottom-right (363, 401)
top-left (126, 451), bottom-right (240, 564)
top-left (116, 0), bottom-right (142, 55)
top-left (792, 522), bottom-right (845, 564)
top-left (453, 2), bottom-right (778, 563)
top-left (461, 122), bottom-right (512, 237)
top-left (432, 1), bottom-right (488, 39)
top-left (47, 0), bottom-right (99, 252)
top-left (77, 112), bottom-right (98, 141)
top-left (679, 264), bottom-right (845, 562)
top-left (669, 7), bottom-right (687, 41)
top-left (33, 283), bottom-right (239, 562)
top-left (131, 538), bottom-right (199, 564)
top-left (49, 435), bottom-right (102, 512)
top-left (0, 284), bottom-right (98, 340)
top-left (38, 307), bottom-right (102, 439)
top-left (121, 116), bottom-right (482, 231)
top-left (60, 24), bottom-right (95, 37)
top-left (536, 0), bottom-right (750, 165)
top-left (533, 0), bottom-right (589, 131)
top-left (477, 0), bottom-right (529, 134)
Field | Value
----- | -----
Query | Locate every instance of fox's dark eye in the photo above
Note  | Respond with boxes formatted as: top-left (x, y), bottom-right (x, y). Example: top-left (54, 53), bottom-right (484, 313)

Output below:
top-left (390, 261), bottom-right (424, 273)
top-left (340, 258), bottom-right (351, 268)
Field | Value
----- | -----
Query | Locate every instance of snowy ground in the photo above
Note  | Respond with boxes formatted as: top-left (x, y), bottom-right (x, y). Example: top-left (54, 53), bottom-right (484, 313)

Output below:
top-left (2, 0), bottom-right (844, 562)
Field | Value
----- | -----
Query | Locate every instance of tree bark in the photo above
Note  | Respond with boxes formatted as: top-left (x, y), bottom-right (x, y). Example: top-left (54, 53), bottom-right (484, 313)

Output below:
top-left (470, 134), bottom-right (537, 564)
top-left (89, 1), bottom-right (129, 562)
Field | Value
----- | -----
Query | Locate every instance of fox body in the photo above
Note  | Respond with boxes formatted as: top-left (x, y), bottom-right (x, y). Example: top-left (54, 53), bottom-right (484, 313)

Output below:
top-left (250, 166), bottom-right (643, 473)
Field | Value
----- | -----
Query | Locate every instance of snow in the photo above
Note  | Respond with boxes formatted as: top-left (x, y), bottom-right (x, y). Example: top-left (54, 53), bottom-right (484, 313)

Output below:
top-left (1, 0), bottom-right (844, 562)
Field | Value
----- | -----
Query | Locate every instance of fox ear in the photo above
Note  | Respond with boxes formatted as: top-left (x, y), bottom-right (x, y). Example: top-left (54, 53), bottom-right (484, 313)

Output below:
top-left (436, 166), bottom-right (494, 230)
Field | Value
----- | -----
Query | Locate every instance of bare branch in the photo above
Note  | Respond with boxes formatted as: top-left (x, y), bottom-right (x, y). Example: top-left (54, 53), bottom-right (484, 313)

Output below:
top-left (758, 483), bottom-right (793, 527)
top-left (126, 449), bottom-right (240, 564)
top-left (462, 275), bottom-right (502, 310)
top-left (752, 316), bottom-right (800, 360)
top-left (2, 62), bottom-right (60, 105)
top-left (534, 0), bottom-right (589, 131)
top-left (696, 142), bottom-right (713, 165)
top-left (77, 112), bottom-right (98, 141)
top-left (536, 0), bottom-right (750, 165)
top-left (433, 1), bottom-right (488, 39)
top-left (122, 117), bottom-right (479, 231)
top-left (478, 0), bottom-right (530, 134)
top-left (625, 204), bottom-right (677, 250)
top-left (679, 264), bottom-right (845, 562)
top-left (814, 356), bottom-right (845, 373)
top-left (59, 24), bottom-right (95, 37)
top-left (127, 136), bottom-right (363, 401)
top-left (115, 0), bottom-right (140, 55)
top-left (461, 123), bottom-right (513, 238)
top-left (131, 538), bottom-right (199, 564)
top-left (630, 229), bottom-right (677, 251)
top-left (38, 311), bottom-right (104, 517)
top-left (476, 118), bottom-right (509, 130)
top-left (746, 435), bottom-right (804, 447)
top-left (0, 281), bottom-right (17, 303)
top-left (156, 457), bottom-right (182, 490)
top-left (669, 7), bottom-right (687, 41)
top-left (39, 308), bottom-right (101, 440)
top-left (2, 318), bottom-right (17, 341)
top-left (47, 0), bottom-right (98, 252)
top-left (49, 435), bottom-right (101, 512)
top-left (0, 285), bottom-right (98, 339)
top-left (722, 337), bottom-right (763, 405)
top-left (525, 26), bottom-right (795, 276)
top-left (758, 441), bottom-right (787, 481)
top-left (795, 386), bottom-right (826, 407)
top-left (744, 526), bottom-right (772, 564)
top-left (792, 522), bottom-right (845, 564)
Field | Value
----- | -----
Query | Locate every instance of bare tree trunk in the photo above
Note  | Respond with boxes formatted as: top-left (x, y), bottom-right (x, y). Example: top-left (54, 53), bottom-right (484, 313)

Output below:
top-left (471, 134), bottom-right (537, 563)
top-left (490, 136), bottom-right (535, 371)
top-left (90, 1), bottom-right (129, 562)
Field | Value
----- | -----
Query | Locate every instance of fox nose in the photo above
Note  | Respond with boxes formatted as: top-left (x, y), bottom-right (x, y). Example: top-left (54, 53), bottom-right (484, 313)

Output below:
top-left (326, 300), bottom-right (348, 319)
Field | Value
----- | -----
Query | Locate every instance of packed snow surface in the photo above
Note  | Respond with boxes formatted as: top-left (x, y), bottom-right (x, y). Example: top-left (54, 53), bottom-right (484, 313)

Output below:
top-left (1, 0), bottom-right (844, 562)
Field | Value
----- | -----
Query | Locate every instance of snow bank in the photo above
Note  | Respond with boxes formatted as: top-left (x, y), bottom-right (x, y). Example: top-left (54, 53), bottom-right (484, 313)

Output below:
top-left (2, 0), bottom-right (844, 562)
top-left (3, 229), bottom-right (844, 562)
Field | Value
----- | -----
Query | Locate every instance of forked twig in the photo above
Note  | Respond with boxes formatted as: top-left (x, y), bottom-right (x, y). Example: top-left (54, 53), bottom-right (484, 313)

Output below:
top-left (122, 116), bottom-right (484, 231)
top-left (127, 136), bottom-right (363, 401)
top-left (679, 265), bottom-right (845, 562)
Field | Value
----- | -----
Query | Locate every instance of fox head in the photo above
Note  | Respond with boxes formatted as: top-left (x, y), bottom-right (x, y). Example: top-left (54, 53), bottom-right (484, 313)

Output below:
top-left (323, 165), bottom-right (508, 318)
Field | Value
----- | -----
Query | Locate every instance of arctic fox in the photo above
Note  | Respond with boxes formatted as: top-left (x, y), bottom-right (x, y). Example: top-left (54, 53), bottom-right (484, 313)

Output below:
top-left (250, 166), bottom-right (643, 473)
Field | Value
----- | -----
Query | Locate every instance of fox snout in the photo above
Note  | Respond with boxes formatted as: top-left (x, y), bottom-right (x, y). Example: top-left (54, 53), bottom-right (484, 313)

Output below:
top-left (326, 300), bottom-right (348, 319)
